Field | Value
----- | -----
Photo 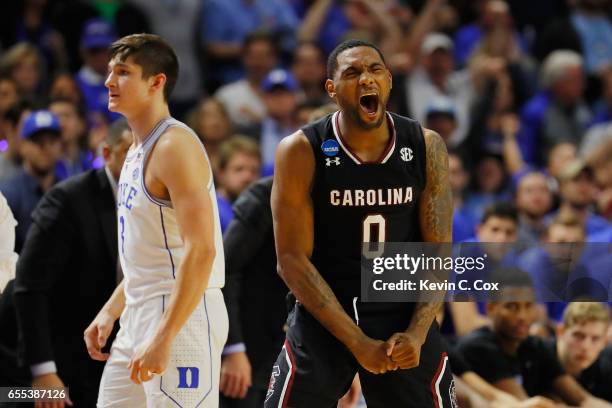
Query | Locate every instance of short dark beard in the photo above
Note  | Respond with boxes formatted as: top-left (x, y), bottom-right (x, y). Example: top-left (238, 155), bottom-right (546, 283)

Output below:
top-left (345, 105), bottom-right (385, 130)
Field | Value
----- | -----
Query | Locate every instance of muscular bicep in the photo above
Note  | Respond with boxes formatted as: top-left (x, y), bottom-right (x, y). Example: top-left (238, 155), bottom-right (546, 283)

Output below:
top-left (271, 131), bottom-right (315, 262)
top-left (151, 129), bottom-right (215, 248)
top-left (419, 128), bottom-right (452, 243)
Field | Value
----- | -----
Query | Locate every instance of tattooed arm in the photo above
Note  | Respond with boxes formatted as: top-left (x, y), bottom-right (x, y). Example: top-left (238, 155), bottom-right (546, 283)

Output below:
top-left (272, 131), bottom-right (397, 374)
top-left (387, 128), bottom-right (452, 368)
top-left (411, 128), bottom-right (452, 336)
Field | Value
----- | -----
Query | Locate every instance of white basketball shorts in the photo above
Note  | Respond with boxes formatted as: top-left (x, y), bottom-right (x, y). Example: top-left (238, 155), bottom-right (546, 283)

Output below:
top-left (97, 288), bottom-right (228, 407)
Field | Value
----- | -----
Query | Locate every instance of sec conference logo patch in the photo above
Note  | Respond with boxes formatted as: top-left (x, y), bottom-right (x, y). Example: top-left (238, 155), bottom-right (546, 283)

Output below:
top-left (400, 147), bottom-right (413, 162)
top-left (321, 139), bottom-right (340, 157)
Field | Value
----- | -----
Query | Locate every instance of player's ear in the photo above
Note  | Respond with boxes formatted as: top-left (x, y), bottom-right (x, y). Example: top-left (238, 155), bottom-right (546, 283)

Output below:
top-left (101, 142), bottom-right (111, 162)
top-left (150, 73), bottom-right (166, 94)
top-left (325, 79), bottom-right (336, 99)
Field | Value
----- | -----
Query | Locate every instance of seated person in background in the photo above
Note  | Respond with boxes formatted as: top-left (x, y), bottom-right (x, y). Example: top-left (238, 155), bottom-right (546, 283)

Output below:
top-left (555, 160), bottom-right (610, 238)
top-left (449, 344), bottom-right (559, 408)
top-left (215, 136), bottom-right (261, 233)
top-left (518, 213), bottom-right (612, 325)
top-left (456, 269), bottom-right (610, 407)
top-left (551, 302), bottom-right (611, 403)
top-left (448, 150), bottom-right (477, 243)
top-left (514, 171), bottom-right (554, 245)
top-left (447, 202), bottom-right (519, 338)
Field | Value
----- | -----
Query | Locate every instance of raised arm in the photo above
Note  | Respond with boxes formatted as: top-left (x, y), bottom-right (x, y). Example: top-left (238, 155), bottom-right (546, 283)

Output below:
top-left (297, 0), bottom-right (334, 43)
top-left (272, 131), bottom-right (395, 374)
top-left (129, 128), bottom-right (218, 383)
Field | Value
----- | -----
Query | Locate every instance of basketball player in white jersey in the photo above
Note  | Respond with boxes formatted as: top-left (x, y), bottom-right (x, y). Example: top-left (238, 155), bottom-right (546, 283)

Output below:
top-left (83, 33), bottom-right (228, 407)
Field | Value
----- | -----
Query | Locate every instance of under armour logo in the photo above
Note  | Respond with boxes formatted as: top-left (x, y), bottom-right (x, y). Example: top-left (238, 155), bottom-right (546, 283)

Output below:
top-left (177, 367), bottom-right (199, 389)
top-left (326, 157), bottom-right (340, 166)
top-left (265, 365), bottom-right (281, 402)
top-left (400, 147), bottom-right (413, 162)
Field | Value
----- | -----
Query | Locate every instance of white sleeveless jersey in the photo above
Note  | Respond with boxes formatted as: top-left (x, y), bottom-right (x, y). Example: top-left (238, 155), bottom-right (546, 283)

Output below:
top-left (117, 117), bottom-right (224, 306)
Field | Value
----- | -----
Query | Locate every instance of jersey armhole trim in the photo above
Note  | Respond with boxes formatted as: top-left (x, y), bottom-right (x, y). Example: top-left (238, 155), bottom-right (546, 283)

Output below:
top-left (141, 123), bottom-right (173, 208)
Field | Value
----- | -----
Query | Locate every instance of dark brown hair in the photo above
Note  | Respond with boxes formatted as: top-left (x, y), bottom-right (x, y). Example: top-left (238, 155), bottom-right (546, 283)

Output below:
top-left (109, 34), bottom-right (178, 102)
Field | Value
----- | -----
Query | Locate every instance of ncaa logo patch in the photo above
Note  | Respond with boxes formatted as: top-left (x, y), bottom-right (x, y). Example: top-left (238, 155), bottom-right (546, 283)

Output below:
top-left (400, 147), bottom-right (413, 162)
top-left (321, 139), bottom-right (340, 157)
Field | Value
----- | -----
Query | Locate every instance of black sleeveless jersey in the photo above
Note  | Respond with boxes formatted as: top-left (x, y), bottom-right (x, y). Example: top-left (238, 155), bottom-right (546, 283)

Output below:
top-left (303, 111), bottom-right (427, 309)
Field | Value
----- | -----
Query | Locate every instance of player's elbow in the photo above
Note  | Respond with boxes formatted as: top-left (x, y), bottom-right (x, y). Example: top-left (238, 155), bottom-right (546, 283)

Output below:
top-left (186, 240), bottom-right (216, 265)
top-left (276, 253), bottom-right (299, 282)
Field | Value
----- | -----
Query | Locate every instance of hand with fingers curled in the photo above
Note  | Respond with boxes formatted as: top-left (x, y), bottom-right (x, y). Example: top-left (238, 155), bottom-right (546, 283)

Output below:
top-left (128, 337), bottom-right (171, 384)
top-left (350, 336), bottom-right (399, 375)
top-left (220, 351), bottom-right (252, 399)
top-left (83, 309), bottom-right (116, 362)
top-left (384, 332), bottom-right (424, 370)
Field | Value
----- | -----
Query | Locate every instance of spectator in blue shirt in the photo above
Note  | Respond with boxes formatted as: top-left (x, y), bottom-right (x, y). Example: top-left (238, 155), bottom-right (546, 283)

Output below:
top-left (216, 136), bottom-right (262, 233)
top-left (49, 98), bottom-right (93, 180)
top-left (463, 153), bottom-right (512, 223)
top-left (75, 19), bottom-right (120, 124)
top-left (515, 171), bottom-right (553, 245)
top-left (517, 213), bottom-right (611, 322)
top-left (259, 69), bottom-right (300, 176)
top-left (448, 150), bottom-right (477, 243)
top-left (588, 69), bottom-right (612, 128)
top-left (201, 0), bottom-right (298, 88)
top-left (517, 50), bottom-right (591, 166)
top-left (552, 159), bottom-right (610, 237)
top-left (0, 111), bottom-right (62, 253)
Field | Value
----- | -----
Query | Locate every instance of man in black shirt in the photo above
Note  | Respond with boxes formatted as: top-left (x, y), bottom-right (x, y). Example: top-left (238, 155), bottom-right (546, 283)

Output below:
top-left (456, 271), bottom-right (605, 406)
top-left (579, 346), bottom-right (612, 403)
top-left (220, 176), bottom-right (289, 407)
top-left (550, 302), bottom-right (611, 402)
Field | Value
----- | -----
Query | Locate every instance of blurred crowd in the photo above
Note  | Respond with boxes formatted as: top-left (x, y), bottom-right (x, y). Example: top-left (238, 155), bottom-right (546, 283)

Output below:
top-left (0, 0), bottom-right (611, 407)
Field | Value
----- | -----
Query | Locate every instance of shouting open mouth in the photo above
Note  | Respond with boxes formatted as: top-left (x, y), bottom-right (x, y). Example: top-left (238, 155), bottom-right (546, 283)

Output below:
top-left (359, 93), bottom-right (379, 118)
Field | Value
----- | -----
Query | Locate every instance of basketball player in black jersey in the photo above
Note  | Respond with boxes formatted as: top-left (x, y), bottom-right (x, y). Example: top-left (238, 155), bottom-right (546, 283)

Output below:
top-left (265, 39), bottom-right (454, 408)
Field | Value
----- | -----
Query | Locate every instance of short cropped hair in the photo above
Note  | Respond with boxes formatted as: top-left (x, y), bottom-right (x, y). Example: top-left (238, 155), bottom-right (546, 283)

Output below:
top-left (109, 34), bottom-right (178, 102)
top-left (481, 202), bottom-right (519, 225)
top-left (546, 212), bottom-right (585, 236)
top-left (218, 136), bottom-right (261, 171)
top-left (541, 50), bottom-right (583, 89)
top-left (563, 302), bottom-right (611, 328)
top-left (327, 39), bottom-right (386, 79)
